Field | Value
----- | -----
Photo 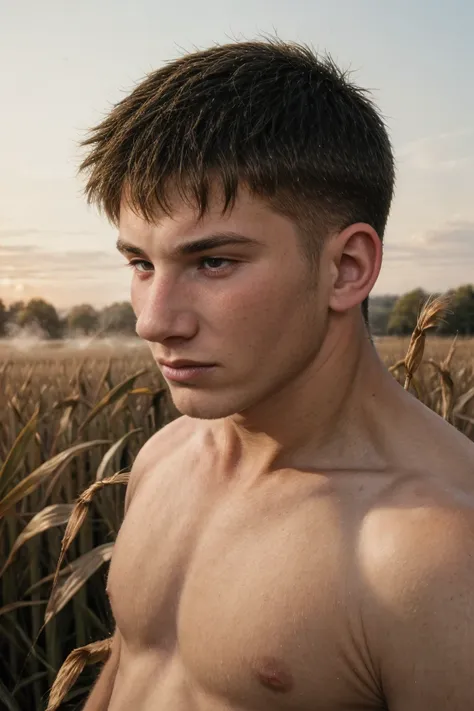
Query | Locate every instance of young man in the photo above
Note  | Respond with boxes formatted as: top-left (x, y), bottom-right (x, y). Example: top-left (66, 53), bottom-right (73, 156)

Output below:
top-left (79, 39), bottom-right (474, 710)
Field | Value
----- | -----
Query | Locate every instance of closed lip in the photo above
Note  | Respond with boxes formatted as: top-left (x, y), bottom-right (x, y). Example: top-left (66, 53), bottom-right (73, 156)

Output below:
top-left (158, 359), bottom-right (215, 368)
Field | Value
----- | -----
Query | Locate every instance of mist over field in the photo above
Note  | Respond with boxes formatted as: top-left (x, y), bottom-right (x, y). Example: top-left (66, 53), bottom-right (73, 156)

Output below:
top-left (0, 331), bottom-right (145, 355)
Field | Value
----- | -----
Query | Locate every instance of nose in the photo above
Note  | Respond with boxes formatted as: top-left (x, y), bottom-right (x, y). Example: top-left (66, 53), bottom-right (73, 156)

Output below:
top-left (134, 276), bottom-right (197, 343)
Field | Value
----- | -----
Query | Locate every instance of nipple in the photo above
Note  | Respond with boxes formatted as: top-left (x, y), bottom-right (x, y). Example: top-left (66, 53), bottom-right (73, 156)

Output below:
top-left (254, 656), bottom-right (294, 693)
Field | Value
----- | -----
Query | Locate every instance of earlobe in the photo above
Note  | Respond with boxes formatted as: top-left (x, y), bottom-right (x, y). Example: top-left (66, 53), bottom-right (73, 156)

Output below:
top-left (328, 223), bottom-right (382, 314)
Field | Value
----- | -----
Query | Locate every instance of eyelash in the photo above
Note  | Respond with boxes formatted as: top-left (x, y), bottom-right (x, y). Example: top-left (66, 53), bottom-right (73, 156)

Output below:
top-left (125, 257), bottom-right (236, 277)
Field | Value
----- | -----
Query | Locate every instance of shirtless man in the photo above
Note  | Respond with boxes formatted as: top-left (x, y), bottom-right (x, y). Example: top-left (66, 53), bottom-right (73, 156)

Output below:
top-left (79, 39), bottom-right (474, 710)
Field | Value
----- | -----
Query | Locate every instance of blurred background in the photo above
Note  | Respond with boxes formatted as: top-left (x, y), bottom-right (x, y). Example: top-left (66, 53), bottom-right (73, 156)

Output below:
top-left (1, 0), bottom-right (474, 314)
top-left (0, 2), bottom-right (473, 709)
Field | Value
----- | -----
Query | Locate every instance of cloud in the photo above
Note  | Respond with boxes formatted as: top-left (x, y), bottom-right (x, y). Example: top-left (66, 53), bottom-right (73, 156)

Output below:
top-left (384, 219), bottom-right (474, 266)
top-left (0, 244), bottom-right (124, 284)
top-left (0, 244), bottom-right (39, 255)
top-left (0, 228), bottom-right (97, 239)
top-left (0, 241), bottom-right (129, 308)
top-left (413, 220), bottom-right (474, 250)
top-left (0, 277), bottom-right (25, 291)
top-left (399, 128), bottom-right (474, 172)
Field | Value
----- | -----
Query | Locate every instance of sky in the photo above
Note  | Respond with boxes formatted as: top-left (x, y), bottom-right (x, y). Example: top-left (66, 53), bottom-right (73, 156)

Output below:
top-left (1, 0), bottom-right (473, 309)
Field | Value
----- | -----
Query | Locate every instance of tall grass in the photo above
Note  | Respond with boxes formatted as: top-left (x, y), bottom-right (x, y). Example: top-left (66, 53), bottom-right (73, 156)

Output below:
top-left (0, 307), bottom-right (473, 710)
top-left (0, 343), bottom-right (175, 711)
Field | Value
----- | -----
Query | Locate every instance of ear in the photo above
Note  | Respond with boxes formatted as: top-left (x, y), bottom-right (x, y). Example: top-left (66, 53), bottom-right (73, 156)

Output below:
top-left (326, 223), bottom-right (382, 313)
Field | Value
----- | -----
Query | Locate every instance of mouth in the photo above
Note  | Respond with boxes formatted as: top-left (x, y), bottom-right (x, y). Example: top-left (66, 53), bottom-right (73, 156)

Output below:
top-left (158, 359), bottom-right (215, 368)
top-left (159, 362), bottom-right (217, 383)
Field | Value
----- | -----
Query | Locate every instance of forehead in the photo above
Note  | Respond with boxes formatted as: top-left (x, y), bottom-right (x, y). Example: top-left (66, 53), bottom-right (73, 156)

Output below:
top-left (118, 188), bottom-right (299, 249)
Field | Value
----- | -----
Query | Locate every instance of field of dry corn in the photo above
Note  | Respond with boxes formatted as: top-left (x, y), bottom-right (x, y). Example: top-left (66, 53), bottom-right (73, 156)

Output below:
top-left (1, 327), bottom-right (473, 710)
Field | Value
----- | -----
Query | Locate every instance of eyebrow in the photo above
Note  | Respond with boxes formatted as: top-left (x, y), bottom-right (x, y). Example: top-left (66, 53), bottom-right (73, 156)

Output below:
top-left (115, 232), bottom-right (261, 259)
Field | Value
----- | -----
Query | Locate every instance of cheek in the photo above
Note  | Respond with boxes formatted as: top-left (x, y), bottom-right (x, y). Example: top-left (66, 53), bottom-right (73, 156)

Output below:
top-left (216, 273), bottom-right (316, 346)
top-left (216, 277), bottom-right (285, 328)
top-left (130, 278), bottom-right (143, 316)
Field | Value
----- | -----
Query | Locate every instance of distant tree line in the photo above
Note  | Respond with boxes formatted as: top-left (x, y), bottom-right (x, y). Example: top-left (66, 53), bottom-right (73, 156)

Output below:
top-left (0, 284), bottom-right (473, 340)
top-left (0, 299), bottom-right (137, 340)
top-left (368, 284), bottom-right (474, 336)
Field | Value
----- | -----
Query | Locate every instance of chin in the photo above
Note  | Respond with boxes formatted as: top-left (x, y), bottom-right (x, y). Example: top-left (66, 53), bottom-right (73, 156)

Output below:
top-left (168, 390), bottom-right (248, 421)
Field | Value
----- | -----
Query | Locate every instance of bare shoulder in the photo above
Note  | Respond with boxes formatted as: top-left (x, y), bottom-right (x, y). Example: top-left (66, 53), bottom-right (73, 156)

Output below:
top-left (358, 457), bottom-right (474, 640)
top-left (357, 454), bottom-right (474, 709)
top-left (124, 415), bottom-right (199, 511)
top-left (404, 391), bottom-right (474, 474)
top-left (362, 477), bottom-right (473, 572)
top-left (360, 432), bottom-right (474, 566)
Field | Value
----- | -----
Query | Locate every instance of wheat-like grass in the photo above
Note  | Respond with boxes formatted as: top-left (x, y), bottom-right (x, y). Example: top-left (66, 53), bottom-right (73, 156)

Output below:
top-left (45, 638), bottom-right (112, 711)
top-left (46, 472), bottom-right (130, 622)
top-left (0, 311), bottom-right (472, 710)
top-left (403, 294), bottom-right (451, 391)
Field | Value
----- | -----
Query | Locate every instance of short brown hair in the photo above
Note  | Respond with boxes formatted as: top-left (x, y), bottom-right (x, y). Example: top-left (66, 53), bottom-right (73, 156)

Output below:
top-left (79, 38), bottom-right (395, 324)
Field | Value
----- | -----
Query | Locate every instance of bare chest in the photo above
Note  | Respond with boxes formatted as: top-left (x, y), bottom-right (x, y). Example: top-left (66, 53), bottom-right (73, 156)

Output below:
top-left (108, 465), bottom-right (382, 709)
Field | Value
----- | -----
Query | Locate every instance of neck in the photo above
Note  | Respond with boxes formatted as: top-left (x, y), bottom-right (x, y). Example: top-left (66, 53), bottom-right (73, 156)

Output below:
top-left (221, 313), bottom-right (401, 475)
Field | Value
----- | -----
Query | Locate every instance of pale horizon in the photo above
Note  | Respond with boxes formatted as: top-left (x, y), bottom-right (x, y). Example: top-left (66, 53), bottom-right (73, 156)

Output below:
top-left (1, 0), bottom-right (473, 309)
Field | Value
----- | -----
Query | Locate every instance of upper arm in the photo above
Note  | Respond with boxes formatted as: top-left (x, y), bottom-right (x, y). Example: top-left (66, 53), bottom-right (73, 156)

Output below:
top-left (363, 505), bottom-right (474, 710)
